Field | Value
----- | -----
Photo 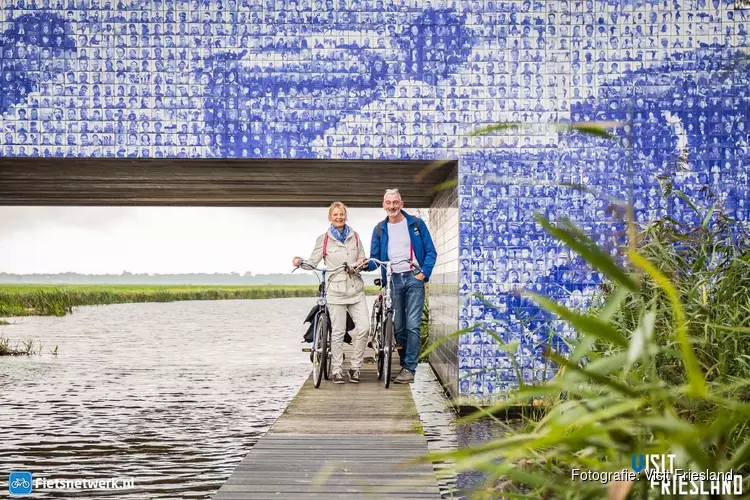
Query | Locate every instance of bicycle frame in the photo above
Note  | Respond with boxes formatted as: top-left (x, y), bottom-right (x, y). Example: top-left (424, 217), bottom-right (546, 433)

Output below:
top-left (293, 261), bottom-right (349, 376)
top-left (363, 258), bottom-right (423, 315)
top-left (358, 258), bottom-right (422, 387)
top-left (295, 264), bottom-right (348, 337)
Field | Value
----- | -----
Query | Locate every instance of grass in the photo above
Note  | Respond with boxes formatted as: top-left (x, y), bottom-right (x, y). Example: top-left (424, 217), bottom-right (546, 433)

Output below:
top-left (0, 334), bottom-right (44, 356)
top-left (0, 284), bottom-right (381, 317)
top-left (412, 421), bottom-right (426, 436)
top-left (420, 286), bottom-right (430, 358)
top-left (419, 187), bottom-right (750, 499)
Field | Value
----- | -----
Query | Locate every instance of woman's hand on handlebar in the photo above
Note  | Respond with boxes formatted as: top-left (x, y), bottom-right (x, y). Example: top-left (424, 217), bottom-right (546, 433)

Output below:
top-left (292, 256), bottom-right (302, 267)
top-left (354, 258), bottom-right (371, 272)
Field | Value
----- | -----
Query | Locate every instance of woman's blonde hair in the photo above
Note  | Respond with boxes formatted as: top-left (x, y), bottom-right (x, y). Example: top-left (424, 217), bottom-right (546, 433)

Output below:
top-left (328, 201), bottom-right (348, 217)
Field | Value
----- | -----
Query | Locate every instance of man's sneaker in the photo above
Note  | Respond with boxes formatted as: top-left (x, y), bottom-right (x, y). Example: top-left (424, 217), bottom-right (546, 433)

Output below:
top-left (348, 369), bottom-right (360, 383)
top-left (332, 372), bottom-right (345, 384)
top-left (393, 369), bottom-right (414, 384)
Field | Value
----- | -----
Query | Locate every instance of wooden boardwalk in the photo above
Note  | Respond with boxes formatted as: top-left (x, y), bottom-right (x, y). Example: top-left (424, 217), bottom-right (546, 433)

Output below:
top-left (213, 348), bottom-right (442, 499)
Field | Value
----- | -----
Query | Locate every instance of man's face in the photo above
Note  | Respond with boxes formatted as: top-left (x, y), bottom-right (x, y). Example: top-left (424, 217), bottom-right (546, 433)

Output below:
top-left (383, 193), bottom-right (403, 217)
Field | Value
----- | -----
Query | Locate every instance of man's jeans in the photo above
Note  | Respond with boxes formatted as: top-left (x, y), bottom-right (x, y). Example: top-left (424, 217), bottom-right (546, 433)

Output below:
top-left (391, 272), bottom-right (425, 374)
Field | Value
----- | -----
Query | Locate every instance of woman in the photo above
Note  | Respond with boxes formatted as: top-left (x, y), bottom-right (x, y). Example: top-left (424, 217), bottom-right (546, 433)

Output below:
top-left (292, 202), bottom-right (370, 384)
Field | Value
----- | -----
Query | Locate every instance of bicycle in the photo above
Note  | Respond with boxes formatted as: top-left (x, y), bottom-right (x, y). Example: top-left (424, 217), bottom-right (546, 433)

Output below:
top-left (357, 258), bottom-right (423, 389)
top-left (12, 477), bottom-right (30, 489)
top-left (293, 260), bottom-right (350, 388)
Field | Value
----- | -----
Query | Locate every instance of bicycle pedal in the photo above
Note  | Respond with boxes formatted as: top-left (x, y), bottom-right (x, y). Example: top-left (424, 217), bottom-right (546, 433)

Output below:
top-left (363, 357), bottom-right (375, 364)
top-left (395, 345), bottom-right (404, 350)
top-left (302, 348), bottom-right (312, 352)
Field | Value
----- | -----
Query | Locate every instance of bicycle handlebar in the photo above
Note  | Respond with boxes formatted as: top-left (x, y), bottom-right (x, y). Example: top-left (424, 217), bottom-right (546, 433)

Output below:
top-left (356, 258), bottom-right (422, 273)
top-left (293, 260), bottom-right (349, 274)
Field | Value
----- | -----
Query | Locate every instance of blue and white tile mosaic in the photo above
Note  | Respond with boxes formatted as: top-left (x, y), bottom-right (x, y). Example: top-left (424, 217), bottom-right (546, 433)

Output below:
top-left (1, 0), bottom-right (748, 404)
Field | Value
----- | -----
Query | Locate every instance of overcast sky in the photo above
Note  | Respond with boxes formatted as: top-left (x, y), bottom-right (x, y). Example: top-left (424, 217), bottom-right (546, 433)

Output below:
top-left (0, 207), bottom-right (390, 274)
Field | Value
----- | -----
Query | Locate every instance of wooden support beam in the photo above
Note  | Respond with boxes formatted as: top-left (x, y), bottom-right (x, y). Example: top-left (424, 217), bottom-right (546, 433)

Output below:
top-left (0, 158), bottom-right (457, 207)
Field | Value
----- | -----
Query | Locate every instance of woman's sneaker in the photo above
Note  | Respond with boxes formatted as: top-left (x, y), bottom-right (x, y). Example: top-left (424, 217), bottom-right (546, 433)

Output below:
top-left (348, 369), bottom-right (360, 383)
top-left (332, 373), bottom-right (345, 384)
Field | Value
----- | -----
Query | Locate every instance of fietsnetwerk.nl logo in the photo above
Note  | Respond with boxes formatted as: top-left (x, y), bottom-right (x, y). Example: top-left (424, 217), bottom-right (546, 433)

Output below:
top-left (8, 472), bottom-right (32, 496)
top-left (8, 472), bottom-right (136, 496)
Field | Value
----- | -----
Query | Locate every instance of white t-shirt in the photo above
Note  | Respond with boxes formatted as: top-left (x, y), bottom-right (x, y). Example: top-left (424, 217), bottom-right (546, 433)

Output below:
top-left (387, 218), bottom-right (412, 273)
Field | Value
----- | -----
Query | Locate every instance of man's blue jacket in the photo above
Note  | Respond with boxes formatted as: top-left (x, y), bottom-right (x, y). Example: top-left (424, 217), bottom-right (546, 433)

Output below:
top-left (368, 210), bottom-right (438, 283)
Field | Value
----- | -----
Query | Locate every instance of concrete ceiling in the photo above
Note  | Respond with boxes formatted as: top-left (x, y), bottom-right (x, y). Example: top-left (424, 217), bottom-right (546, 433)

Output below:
top-left (0, 158), bottom-right (457, 208)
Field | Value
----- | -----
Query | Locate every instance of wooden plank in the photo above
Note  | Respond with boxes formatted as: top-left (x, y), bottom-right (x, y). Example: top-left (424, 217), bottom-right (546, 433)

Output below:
top-left (212, 345), bottom-right (441, 499)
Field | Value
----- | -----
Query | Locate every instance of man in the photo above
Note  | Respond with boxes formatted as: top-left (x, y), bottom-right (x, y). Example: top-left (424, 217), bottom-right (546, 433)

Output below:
top-left (368, 189), bottom-right (438, 384)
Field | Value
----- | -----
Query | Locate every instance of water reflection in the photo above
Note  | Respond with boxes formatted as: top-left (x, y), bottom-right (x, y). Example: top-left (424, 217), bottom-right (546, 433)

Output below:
top-left (1, 298), bottom-right (505, 499)
top-left (412, 366), bottom-right (510, 499)
top-left (0, 298), bottom-right (313, 499)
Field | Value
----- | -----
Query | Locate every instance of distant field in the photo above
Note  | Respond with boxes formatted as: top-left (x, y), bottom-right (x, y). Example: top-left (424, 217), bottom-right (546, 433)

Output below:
top-left (0, 284), bottom-right (380, 317)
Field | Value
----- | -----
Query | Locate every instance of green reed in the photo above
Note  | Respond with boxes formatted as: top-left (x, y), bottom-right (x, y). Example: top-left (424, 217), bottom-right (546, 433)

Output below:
top-left (0, 334), bottom-right (42, 356)
top-left (0, 285), bottom-right (381, 318)
top-left (420, 190), bottom-right (750, 499)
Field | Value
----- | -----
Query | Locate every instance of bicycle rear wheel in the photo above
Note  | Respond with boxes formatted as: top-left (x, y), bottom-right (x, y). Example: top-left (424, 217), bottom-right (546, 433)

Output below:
top-left (383, 311), bottom-right (394, 389)
top-left (312, 314), bottom-right (328, 388)
top-left (371, 302), bottom-right (384, 380)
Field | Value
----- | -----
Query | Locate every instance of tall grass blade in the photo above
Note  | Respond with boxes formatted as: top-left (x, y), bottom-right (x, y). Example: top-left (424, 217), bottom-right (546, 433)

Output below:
top-left (523, 291), bottom-right (628, 348)
top-left (536, 215), bottom-right (639, 292)
top-left (628, 250), bottom-right (707, 396)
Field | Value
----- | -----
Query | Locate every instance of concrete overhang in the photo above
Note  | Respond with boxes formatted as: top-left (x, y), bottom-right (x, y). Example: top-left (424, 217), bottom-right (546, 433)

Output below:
top-left (0, 158), bottom-right (457, 207)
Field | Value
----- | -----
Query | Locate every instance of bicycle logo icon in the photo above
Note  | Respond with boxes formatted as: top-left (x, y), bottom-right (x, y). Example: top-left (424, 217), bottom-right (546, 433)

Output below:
top-left (12, 478), bottom-right (30, 488)
top-left (8, 471), bottom-right (33, 495)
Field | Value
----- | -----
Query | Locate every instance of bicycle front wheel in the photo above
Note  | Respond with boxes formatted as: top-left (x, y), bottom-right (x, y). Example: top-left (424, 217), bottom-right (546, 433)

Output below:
top-left (371, 304), bottom-right (384, 380)
top-left (383, 311), bottom-right (394, 389)
top-left (312, 313), bottom-right (328, 388)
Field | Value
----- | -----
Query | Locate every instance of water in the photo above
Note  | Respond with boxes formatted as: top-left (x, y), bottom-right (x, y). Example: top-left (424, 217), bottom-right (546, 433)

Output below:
top-left (0, 298), bottom-right (313, 499)
top-left (1, 297), bottom-right (503, 499)
top-left (412, 366), bottom-right (511, 499)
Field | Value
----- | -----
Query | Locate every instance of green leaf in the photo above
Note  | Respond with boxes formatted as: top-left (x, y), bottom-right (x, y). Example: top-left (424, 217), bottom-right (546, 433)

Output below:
top-left (499, 341), bottom-right (520, 354)
top-left (564, 351), bottom-right (629, 378)
top-left (702, 202), bottom-right (717, 228)
top-left (545, 350), bottom-right (638, 397)
top-left (429, 178), bottom-right (458, 193)
top-left (629, 250), bottom-right (707, 396)
top-left (674, 190), bottom-right (701, 217)
top-left (419, 322), bottom-right (478, 359)
top-left (557, 122), bottom-right (619, 139)
top-left (469, 122), bottom-right (522, 136)
top-left (627, 310), bottom-right (655, 367)
top-left (523, 291), bottom-right (628, 348)
top-left (597, 287), bottom-right (631, 323)
top-left (729, 436), bottom-right (750, 470)
top-left (569, 335), bottom-right (598, 365)
top-left (536, 215), bottom-right (639, 292)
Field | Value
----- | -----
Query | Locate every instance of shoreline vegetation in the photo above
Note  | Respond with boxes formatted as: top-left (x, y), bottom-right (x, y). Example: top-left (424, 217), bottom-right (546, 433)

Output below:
top-left (0, 284), bottom-right (381, 318)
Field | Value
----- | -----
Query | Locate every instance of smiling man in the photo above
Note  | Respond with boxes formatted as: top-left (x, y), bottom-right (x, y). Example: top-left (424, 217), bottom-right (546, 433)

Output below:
top-left (368, 188), bottom-right (437, 384)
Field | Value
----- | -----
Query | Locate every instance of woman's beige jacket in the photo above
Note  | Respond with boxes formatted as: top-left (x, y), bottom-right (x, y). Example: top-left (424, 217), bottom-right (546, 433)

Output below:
top-left (306, 228), bottom-right (367, 305)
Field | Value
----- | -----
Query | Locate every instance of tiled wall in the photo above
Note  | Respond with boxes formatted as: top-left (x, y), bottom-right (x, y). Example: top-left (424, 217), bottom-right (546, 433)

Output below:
top-left (1, 1), bottom-right (748, 405)
top-left (425, 165), bottom-right (459, 399)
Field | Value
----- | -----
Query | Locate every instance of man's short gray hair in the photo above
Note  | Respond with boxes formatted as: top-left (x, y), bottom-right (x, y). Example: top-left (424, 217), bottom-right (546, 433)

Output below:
top-left (384, 188), bottom-right (402, 200)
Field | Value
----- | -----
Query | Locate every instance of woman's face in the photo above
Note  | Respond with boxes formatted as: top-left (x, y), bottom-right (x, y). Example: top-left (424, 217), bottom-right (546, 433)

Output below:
top-left (329, 207), bottom-right (346, 229)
